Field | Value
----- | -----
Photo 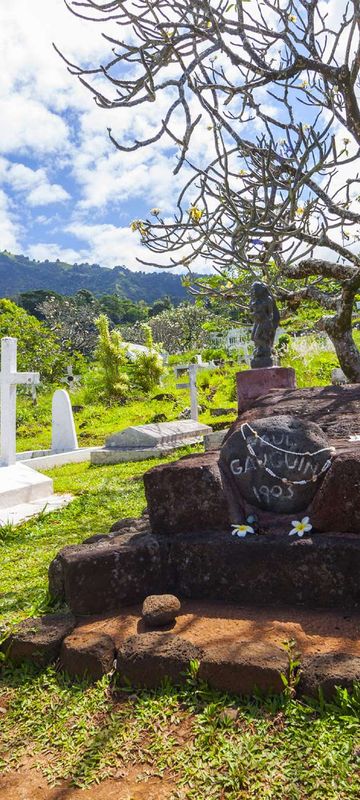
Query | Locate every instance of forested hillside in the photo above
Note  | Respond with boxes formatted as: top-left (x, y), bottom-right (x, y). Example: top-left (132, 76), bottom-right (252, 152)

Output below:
top-left (0, 251), bottom-right (187, 303)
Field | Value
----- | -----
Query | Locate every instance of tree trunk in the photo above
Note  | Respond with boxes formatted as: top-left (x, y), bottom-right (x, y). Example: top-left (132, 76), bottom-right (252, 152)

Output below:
top-left (323, 316), bottom-right (360, 383)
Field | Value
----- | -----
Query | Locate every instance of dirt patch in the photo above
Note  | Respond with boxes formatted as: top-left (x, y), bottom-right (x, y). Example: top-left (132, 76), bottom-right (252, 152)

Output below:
top-left (75, 600), bottom-right (360, 659)
top-left (0, 764), bottom-right (175, 800)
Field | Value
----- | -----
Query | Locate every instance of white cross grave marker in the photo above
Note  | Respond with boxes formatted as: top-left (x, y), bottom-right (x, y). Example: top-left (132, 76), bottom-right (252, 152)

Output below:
top-left (0, 337), bottom-right (40, 466)
top-left (61, 365), bottom-right (80, 391)
top-left (175, 363), bottom-right (199, 421)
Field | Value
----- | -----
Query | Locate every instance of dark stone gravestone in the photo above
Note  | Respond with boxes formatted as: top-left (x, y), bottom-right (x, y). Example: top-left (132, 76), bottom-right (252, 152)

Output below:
top-left (219, 415), bottom-right (334, 514)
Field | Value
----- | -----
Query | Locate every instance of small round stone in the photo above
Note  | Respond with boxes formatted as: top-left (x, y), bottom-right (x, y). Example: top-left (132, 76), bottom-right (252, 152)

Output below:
top-left (142, 594), bottom-right (181, 627)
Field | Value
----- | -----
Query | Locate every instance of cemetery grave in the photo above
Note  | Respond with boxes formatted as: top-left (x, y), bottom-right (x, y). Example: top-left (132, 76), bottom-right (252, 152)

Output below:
top-left (91, 419), bottom-right (212, 464)
top-left (4, 362), bottom-right (360, 702)
top-left (0, 338), bottom-right (72, 525)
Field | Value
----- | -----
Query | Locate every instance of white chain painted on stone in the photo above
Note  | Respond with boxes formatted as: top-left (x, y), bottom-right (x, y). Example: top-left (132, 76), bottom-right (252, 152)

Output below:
top-left (240, 422), bottom-right (334, 487)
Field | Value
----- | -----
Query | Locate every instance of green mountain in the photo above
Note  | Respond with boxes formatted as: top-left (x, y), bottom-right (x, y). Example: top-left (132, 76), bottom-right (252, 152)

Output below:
top-left (0, 251), bottom-right (188, 304)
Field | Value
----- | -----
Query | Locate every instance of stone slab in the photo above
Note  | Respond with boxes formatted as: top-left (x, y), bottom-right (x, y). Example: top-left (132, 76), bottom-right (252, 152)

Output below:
top-left (169, 531), bottom-right (360, 608)
top-left (50, 530), bottom-right (167, 615)
top-left (1, 613), bottom-right (76, 667)
top-left (199, 641), bottom-right (287, 694)
top-left (236, 367), bottom-right (296, 413)
top-left (144, 452), bottom-right (231, 535)
top-left (204, 428), bottom-right (229, 451)
top-left (0, 492), bottom-right (73, 526)
top-left (91, 444), bottom-right (178, 465)
top-left (49, 519), bottom-right (360, 614)
top-left (116, 633), bottom-right (202, 688)
top-left (105, 420), bottom-right (212, 450)
top-left (60, 630), bottom-right (116, 680)
top-left (235, 384), bottom-right (360, 440)
top-left (21, 447), bottom-right (100, 470)
top-left (0, 463), bottom-right (53, 510)
top-left (310, 450), bottom-right (360, 533)
top-left (299, 653), bottom-right (360, 698)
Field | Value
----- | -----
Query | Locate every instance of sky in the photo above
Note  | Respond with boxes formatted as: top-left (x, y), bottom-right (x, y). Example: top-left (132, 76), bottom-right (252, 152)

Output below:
top-left (0, 0), bottom-right (351, 273)
top-left (0, 0), bottom-right (193, 271)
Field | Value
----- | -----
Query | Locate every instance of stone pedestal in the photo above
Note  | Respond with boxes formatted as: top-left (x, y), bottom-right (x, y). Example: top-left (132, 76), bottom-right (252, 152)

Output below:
top-left (236, 367), bottom-right (296, 413)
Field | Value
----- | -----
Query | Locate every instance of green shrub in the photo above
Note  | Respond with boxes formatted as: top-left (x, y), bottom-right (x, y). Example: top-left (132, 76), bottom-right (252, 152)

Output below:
top-left (92, 314), bottom-right (130, 402)
top-left (281, 336), bottom-right (339, 387)
top-left (201, 347), bottom-right (228, 363)
top-left (0, 299), bottom-right (71, 385)
top-left (131, 325), bottom-right (164, 394)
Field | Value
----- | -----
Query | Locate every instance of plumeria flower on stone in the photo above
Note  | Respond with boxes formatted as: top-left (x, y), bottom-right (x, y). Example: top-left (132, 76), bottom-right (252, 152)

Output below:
top-left (289, 517), bottom-right (313, 537)
top-left (231, 523), bottom-right (255, 538)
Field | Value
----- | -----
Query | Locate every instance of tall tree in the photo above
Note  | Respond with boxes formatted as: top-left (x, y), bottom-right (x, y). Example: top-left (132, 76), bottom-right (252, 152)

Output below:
top-left (62, 0), bottom-right (360, 379)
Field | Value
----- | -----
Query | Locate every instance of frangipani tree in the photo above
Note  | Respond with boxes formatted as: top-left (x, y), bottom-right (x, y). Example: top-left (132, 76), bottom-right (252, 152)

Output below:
top-left (62, 0), bottom-right (360, 379)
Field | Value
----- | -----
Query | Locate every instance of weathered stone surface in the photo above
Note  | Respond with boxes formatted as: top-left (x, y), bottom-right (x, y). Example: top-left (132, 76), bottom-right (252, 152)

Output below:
top-left (60, 631), bottom-right (116, 680)
top-left (109, 515), bottom-right (150, 534)
top-left (1, 613), bottom-right (75, 667)
top-left (204, 429), bottom-right (229, 451)
top-left (310, 451), bottom-right (360, 533)
top-left (116, 633), bottom-right (202, 687)
top-left (83, 515), bottom-right (150, 543)
top-left (220, 415), bottom-right (332, 514)
top-left (142, 594), bottom-right (181, 627)
top-left (144, 452), bottom-right (231, 535)
top-left (49, 532), bottom-right (166, 615)
top-left (234, 384), bottom-right (360, 441)
top-left (50, 526), bottom-right (360, 616)
top-left (210, 408), bottom-right (236, 417)
top-left (168, 531), bottom-right (360, 608)
top-left (299, 653), bottom-right (360, 698)
top-left (199, 642), bottom-right (288, 694)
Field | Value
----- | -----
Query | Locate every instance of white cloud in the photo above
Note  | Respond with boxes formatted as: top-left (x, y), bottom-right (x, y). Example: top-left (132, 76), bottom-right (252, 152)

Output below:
top-left (27, 242), bottom-right (82, 264)
top-left (0, 190), bottom-right (22, 252)
top-left (27, 183), bottom-right (69, 207)
top-left (0, 159), bottom-right (70, 207)
top-left (0, 98), bottom-right (70, 156)
top-left (66, 221), bottom-right (159, 270)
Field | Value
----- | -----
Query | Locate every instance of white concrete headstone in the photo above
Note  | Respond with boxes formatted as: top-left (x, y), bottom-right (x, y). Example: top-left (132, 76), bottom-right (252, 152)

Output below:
top-left (52, 389), bottom-right (78, 453)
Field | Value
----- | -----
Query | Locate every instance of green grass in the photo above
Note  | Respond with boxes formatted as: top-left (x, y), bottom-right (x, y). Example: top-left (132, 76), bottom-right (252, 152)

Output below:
top-left (16, 367), bottom-right (236, 452)
top-left (1, 663), bottom-right (359, 797)
top-left (2, 361), bottom-right (360, 796)
top-left (0, 448), bottom-right (199, 629)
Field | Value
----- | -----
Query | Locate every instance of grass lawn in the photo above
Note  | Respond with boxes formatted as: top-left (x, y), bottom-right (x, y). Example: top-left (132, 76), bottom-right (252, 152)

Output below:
top-left (1, 452), bottom-right (360, 798)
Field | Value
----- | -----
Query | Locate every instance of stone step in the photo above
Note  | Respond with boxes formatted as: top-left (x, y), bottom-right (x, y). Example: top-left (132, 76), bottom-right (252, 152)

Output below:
top-left (14, 601), bottom-right (359, 696)
top-left (49, 520), bottom-right (360, 615)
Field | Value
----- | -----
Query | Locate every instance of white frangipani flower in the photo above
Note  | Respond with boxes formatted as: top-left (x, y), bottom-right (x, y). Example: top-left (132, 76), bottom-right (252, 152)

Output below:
top-left (231, 523), bottom-right (255, 538)
top-left (289, 517), bottom-right (313, 537)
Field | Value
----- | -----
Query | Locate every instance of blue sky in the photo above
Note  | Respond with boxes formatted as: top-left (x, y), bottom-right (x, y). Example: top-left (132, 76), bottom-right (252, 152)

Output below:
top-left (0, 0), bottom-right (194, 271)
top-left (0, 0), bottom-right (349, 274)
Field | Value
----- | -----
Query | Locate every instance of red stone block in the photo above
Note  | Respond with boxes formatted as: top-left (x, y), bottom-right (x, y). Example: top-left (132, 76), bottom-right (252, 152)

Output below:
top-left (236, 367), bottom-right (296, 413)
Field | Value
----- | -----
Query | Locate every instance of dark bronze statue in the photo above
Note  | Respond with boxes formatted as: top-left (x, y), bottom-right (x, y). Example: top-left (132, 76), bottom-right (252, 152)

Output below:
top-left (250, 281), bottom-right (280, 368)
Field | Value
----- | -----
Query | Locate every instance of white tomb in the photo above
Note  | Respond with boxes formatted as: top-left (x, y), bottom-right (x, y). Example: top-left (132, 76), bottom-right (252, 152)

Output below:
top-left (52, 389), bottom-right (78, 453)
top-left (0, 337), bottom-right (62, 522)
top-left (91, 419), bottom-right (212, 464)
